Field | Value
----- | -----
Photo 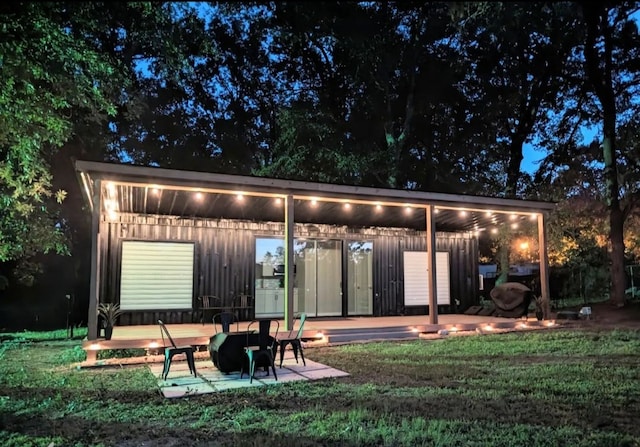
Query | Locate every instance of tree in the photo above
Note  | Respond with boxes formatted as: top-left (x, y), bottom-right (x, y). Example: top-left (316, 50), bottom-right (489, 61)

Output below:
top-left (114, 2), bottom-right (280, 175)
top-left (257, 2), bottom-right (482, 192)
top-left (578, 2), bottom-right (640, 306)
top-left (0, 2), bottom-right (196, 286)
top-left (0, 2), bottom-right (121, 285)
top-left (452, 2), bottom-right (584, 198)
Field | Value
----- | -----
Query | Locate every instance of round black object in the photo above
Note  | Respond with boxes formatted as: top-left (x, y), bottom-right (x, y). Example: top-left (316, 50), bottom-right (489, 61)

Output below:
top-left (489, 282), bottom-right (535, 318)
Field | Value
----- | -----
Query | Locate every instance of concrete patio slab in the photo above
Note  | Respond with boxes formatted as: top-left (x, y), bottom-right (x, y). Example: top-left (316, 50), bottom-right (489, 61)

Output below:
top-left (151, 351), bottom-right (349, 398)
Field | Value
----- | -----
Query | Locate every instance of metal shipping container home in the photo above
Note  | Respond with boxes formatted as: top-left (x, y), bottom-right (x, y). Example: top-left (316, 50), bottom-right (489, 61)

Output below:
top-left (75, 160), bottom-right (556, 341)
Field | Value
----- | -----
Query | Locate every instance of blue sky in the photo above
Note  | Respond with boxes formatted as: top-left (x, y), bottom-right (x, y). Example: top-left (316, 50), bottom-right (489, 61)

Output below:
top-left (521, 125), bottom-right (599, 174)
top-left (522, 146), bottom-right (542, 174)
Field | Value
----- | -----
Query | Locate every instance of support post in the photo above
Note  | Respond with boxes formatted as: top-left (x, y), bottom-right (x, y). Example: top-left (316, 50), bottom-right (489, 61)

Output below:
top-left (537, 212), bottom-right (551, 319)
top-left (284, 195), bottom-right (295, 331)
top-left (426, 205), bottom-right (438, 324)
top-left (86, 179), bottom-right (102, 363)
top-left (88, 179), bottom-right (102, 341)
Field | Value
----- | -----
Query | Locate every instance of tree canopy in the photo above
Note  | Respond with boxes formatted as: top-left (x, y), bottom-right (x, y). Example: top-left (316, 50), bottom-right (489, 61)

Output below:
top-left (2, 1), bottom-right (640, 306)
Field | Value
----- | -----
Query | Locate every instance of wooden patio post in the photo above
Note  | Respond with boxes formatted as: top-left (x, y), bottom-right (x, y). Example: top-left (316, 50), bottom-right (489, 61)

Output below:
top-left (426, 205), bottom-right (438, 324)
top-left (284, 194), bottom-right (295, 331)
top-left (86, 179), bottom-right (102, 362)
top-left (537, 212), bottom-right (551, 319)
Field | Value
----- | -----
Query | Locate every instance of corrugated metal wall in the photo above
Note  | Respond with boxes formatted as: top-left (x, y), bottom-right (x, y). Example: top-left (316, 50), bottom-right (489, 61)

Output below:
top-left (375, 232), bottom-right (479, 316)
top-left (98, 215), bottom-right (478, 324)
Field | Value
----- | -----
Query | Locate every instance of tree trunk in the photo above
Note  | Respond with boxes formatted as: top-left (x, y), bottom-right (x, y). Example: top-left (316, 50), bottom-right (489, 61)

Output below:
top-left (496, 245), bottom-right (510, 285)
top-left (583, 3), bottom-right (627, 307)
top-left (505, 136), bottom-right (525, 198)
top-left (609, 203), bottom-right (626, 306)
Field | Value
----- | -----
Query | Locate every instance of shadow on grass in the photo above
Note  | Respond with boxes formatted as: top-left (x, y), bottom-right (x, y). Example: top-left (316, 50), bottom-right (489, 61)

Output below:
top-left (0, 409), bottom-right (360, 447)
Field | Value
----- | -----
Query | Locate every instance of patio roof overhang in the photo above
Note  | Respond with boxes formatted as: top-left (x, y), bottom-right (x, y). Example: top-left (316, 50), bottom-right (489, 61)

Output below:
top-left (74, 160), bottom-right (556, 233)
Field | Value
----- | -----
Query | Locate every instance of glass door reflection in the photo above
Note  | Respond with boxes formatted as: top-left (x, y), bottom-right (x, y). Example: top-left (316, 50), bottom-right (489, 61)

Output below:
top-left (295, 239), bottom-right (342, 317)
top-left (347, 241), bottom-right (373, 315)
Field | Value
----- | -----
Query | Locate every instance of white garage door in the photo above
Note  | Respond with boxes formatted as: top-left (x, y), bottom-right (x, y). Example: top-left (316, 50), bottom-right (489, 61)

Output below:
top-left (120, 241), bottom-right (195, 311)
top-left (403, 251), bottom-right (450, 306)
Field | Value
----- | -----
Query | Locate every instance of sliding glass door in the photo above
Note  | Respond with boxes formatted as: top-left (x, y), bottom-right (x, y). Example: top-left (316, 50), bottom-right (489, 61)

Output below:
top-left (254, 237), bottom-right (286, 318)
top-left (256, 237), bottom-right (371, 318)
top-left (347, 241), bottom-right (373, 315)
top-left (295, 239), bottom-right (342, 317)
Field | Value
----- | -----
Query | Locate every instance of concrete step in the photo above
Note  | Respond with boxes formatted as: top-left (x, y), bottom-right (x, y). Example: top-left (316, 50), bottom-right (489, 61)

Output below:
top-left (316, 327), bottom-right (419, 344)
top-left (316, 325), bottom-right (413, 336)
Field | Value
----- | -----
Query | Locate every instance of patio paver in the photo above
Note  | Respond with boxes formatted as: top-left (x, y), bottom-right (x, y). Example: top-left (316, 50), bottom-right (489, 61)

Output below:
top-left (150, 350), bottom-right (349, 398)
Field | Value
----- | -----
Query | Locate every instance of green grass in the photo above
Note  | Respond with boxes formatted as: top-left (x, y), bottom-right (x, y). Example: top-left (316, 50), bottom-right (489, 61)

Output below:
top-left (1, 327), bottom-right (639, 446)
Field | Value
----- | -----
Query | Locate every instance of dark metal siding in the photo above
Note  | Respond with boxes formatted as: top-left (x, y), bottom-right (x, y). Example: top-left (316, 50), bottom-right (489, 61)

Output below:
top-left (370, 231), bottom-right (478, 317)
top-left (98, 215), bottom-right (478, 325)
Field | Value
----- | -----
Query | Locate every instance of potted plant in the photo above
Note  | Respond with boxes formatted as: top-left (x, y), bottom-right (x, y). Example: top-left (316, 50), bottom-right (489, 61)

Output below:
top-left (98, 303), bottom-right (123, 340)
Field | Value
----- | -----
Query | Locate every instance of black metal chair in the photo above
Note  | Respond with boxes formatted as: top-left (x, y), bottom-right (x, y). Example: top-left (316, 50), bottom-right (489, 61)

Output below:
top-left (197, 295), bottom-right (225, 325)
top-left (213, 311), bottom-right (239, 333)
top-left (277, 312), bottom-right (307, 367)
top-left (241, 319), bottom-right (279, 383)
top-left (232, 293), bottom-right (254, 320)
top-left (158, 320), bottom-right (197, 380)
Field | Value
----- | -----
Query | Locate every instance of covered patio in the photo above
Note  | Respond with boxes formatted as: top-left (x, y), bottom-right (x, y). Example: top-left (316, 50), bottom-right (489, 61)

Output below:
top-left (81, 314), bottom-right (558, 355)
top-left (75, 160), bottom-right (556, 362)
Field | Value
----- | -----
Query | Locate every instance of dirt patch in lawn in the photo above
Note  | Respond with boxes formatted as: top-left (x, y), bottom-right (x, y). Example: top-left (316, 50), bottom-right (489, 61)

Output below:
top-left (558, 299), bottom-right (640, 330)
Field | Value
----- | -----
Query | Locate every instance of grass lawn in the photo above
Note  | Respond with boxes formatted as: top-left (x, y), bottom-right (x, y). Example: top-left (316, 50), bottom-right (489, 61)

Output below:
top-left (1, 326), bottom-right (639, 446)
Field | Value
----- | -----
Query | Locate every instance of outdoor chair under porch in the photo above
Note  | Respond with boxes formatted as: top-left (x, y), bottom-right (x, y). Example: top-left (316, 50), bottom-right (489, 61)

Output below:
top-left (197, 295), bottom-right (227, 325)
top-left (241, 318), bottom-right (279, 383)
top-left (213, 311), bottom-right (240, 334)
top-left (158, 320), bottom-right (197, 380)
top-left (277, 312), bottom-right (307, 367)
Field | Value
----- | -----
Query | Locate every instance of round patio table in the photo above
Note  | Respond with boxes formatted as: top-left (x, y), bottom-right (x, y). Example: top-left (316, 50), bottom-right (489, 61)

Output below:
top-left (209, 331), bottom-right (276, 374)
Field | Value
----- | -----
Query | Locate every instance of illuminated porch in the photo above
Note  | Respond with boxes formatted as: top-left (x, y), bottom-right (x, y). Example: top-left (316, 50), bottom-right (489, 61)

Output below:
top-left (81, 314), bottom-right (558, 357)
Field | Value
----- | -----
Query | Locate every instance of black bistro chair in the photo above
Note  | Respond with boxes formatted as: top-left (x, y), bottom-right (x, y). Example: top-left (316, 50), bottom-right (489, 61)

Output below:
top-left (241, 319), bottom-right (279, 383)
top-left (277, 312), bottom-right (307, 367)
top-left (213, 311), bottom-right (239, 333)
top-left (197, 295), bottom-right (224, 325)
top-left (158, 320), bottom-right (197, 380)
top-left (232, 294), bottom-right (254, 320)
